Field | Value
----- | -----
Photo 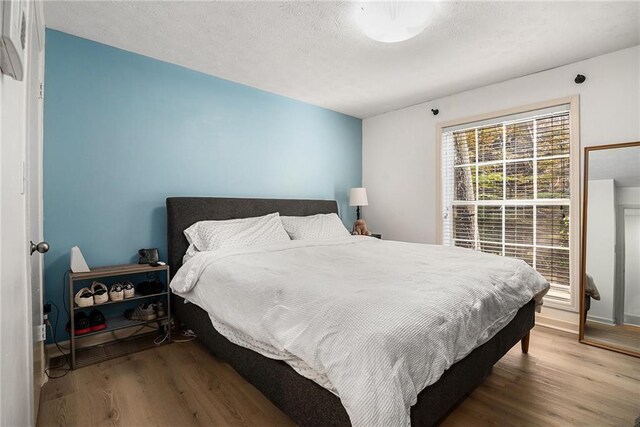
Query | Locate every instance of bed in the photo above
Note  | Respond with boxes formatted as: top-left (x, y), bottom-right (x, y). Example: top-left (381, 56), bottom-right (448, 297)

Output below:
top-left (167, 197), bottom-right (542, 426)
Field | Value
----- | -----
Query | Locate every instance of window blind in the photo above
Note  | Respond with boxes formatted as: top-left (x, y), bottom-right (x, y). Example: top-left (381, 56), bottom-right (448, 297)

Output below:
top-left (441, 106), bottom-right (572, 292)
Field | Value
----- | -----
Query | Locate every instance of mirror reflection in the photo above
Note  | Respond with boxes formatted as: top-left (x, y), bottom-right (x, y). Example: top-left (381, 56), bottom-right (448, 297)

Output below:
top-left (583, 143), bottom-right (640, 354)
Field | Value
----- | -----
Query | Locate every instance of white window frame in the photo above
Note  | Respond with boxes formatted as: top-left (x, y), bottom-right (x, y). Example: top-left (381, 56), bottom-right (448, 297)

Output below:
top-left (435, 96), bottom-right (580, 312)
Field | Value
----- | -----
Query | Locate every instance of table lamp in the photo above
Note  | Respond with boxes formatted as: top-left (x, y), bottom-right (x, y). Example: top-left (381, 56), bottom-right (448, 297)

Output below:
top-left (349, 187), bottom-right (368, 220)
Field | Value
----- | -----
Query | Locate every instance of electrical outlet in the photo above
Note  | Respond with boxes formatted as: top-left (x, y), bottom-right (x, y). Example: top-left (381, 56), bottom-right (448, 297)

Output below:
top-left (34, 324), bottom-right (46, 342)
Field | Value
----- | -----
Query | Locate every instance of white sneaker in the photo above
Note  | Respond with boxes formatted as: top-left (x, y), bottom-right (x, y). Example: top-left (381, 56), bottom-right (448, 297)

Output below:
top-left (109, 283), bottom-right (124, 301)
top-left (124, 303), bottom-right (157, 321)
top-left (123, 281), bottom-right (135, 299)
top-left (74, 287), bottom-right (94, 307)
top-left (91, 281), bottom-right (108, 304)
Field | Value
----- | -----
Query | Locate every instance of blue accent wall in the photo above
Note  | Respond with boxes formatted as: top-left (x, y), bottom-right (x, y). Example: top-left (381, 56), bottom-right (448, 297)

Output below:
top-left (43, 30), bottom-right (362, 341)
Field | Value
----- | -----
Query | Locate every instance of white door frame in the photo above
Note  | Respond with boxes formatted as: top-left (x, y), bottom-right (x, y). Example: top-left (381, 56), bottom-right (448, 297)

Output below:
top-left (26, 1), bottom-right (46, 421)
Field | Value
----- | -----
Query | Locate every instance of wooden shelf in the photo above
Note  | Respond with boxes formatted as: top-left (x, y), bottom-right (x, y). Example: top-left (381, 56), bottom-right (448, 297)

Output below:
top-left (70, 263), bottom-right (169, 281)
top-left (73, 291), bottom-right (168, 310)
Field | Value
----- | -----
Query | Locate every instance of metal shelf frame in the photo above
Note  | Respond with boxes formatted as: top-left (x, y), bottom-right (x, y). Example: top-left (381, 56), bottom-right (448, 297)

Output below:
top-left (68, 263), bottom-right (171, 369)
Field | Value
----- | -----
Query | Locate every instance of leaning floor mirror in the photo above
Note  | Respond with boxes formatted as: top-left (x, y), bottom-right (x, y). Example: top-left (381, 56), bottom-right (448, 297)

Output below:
top-left (580, 141), bottom-right (640, 357)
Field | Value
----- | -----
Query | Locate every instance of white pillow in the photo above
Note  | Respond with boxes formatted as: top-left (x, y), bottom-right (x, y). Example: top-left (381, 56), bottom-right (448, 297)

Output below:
top-left (280, 213), bottom-right (351, 240)
top-left (182, 243), bottom-right (200, 264)
top-left (184, 212), bottom-right (290, 252)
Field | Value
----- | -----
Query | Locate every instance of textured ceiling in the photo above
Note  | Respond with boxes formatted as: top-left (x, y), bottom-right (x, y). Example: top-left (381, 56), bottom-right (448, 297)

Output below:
top-left (44, 1), bottom-right (640, 119)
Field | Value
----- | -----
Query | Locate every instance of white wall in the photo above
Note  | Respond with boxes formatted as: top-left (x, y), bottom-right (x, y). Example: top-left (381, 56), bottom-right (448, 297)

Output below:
top-left (585, 180), bottom-right (616, 324)
top-left (362, 46), bottom-right (640, 329)
top-left (363, 46), bottom-right (639, 242)
top-left (617, 187), bottom-right (640, 206)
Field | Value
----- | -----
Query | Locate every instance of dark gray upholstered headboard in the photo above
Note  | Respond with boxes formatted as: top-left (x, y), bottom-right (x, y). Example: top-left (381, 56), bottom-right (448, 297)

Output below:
top-left (166, 197), bottom-right (338, 277)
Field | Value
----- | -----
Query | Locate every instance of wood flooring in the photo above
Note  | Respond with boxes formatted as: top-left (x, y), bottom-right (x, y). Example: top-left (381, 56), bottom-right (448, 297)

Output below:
top-left (38, 326), bottom-right (640, 427)
top-left (584, 321), bottom-right (640, 354)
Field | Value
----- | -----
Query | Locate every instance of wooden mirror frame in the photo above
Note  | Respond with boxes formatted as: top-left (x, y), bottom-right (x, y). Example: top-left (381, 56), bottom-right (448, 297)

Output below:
top-left (579, 140), bottom-right (640, 357)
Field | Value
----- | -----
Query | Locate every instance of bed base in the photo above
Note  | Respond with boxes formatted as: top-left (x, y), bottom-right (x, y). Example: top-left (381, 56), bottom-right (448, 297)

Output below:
top-left (174, 296), bottom-right (535, 426)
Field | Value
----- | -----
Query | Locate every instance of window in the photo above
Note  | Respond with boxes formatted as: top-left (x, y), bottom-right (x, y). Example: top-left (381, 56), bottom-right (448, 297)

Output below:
top-left (438, 100), bottom-right (579, 306)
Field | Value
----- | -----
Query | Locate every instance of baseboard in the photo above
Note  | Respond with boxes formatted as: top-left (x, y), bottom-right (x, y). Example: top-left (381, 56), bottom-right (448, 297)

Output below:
top-left (535, 306), bottom-right (580, 334)
top-left (586, 314), bottom-right (615, 325)
top-left (45, 323), bottom-right (159, 359)
top-left (624, 313), bottom-right (640, 326)
top-left (536, 314), bottom-right (580, 335)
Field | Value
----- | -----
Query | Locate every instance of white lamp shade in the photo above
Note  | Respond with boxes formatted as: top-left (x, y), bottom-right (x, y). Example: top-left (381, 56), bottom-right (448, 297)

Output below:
top-left (349, 188), bottom-right (369, 206)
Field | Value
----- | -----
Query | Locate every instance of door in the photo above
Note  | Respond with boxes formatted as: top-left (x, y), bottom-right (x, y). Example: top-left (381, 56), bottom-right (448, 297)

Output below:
top-left (26, 2), bottom-right (46, 419)
top-left (0, 1), bottom-right (45, 424)
top-left (623, 208), bottom-right (640, 326)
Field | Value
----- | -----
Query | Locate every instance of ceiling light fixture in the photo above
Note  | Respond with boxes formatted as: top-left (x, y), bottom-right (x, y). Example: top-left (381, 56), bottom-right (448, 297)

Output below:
top-left (356, 1), bottom-right (434, 43)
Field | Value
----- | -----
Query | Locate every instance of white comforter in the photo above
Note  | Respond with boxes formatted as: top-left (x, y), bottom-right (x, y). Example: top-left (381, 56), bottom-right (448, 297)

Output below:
top-left (171, 237), bottom-right (549, 426)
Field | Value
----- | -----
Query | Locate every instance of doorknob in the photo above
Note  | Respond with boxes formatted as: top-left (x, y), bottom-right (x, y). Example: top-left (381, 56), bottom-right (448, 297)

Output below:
top-left (30, 241), bottom-right (49, 255)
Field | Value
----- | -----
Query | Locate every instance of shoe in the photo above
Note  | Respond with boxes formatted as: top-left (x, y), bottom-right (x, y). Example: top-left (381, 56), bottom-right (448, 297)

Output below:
top-left (153, 301), bottom-right (165, 318)
top-left (123, 281), bottom-right (135, 299)
top-left (136, 281), bottom-right (151, 295)
top-left (91, 281), bottom-right (108, 304)
top-left (137, 280), bottom-right (164, 296)
top-left (150, 280), bottom-right (164, 294)
top-left (74, 287), bottom-right (94, 307)
top-left (109, 283), bottom-right (124, 301)
top-left (124, 303), bottom-right (157, 321)
top-left (65, 312), bottom-right (92, 335)
top-left (89, 309), bottom-right (107, 332)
